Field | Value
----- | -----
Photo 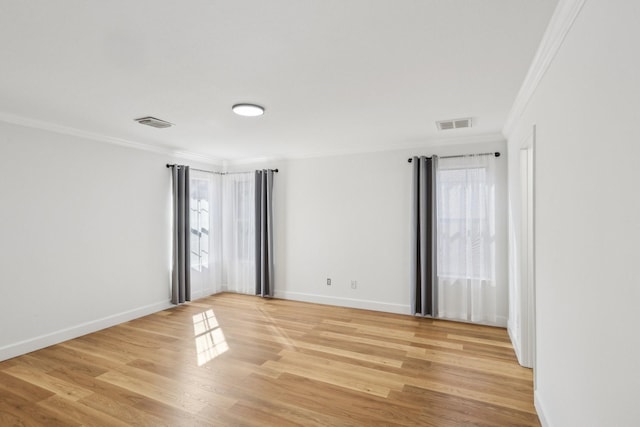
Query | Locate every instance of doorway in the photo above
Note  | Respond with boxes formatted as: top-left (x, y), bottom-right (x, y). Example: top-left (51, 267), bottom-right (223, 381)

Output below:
top-left (517, 125), bottom-right (536, 375)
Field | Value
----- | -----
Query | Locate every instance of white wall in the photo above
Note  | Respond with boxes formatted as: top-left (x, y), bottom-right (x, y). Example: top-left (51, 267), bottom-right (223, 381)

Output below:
top-left (0, 121), bottom-right (214, 361)
top-left (506, 0), bottom-right (640, 424)
top-left (0, 120), bottom-right (507, 361)
top-left (240, 140), bottom-right (508, 319)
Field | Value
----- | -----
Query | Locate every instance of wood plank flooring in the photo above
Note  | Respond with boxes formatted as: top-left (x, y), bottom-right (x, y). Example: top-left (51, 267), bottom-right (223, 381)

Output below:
top-left (0, 293), bottom-right (539, 426)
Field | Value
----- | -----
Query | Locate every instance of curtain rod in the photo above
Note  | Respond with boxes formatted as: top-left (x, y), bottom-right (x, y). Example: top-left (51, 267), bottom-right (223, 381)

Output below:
top-left (166, 164), bottom-right (279, 174)
top-left (407, 152), bottom-right (500, 163)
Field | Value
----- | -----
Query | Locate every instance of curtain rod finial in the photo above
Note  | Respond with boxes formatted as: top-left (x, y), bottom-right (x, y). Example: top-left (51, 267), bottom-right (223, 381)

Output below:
top-left (495, 152), bottom-right (500, 157)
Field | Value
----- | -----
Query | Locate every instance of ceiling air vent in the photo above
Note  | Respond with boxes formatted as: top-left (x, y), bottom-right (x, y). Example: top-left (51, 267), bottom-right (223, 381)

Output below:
top-left (436, 117), bottom-right (472, 131)
top-left (134, 116), bottom-right (173, 129)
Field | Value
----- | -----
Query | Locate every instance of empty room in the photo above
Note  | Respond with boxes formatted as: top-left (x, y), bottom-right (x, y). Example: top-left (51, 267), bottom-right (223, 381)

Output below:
top-left (0, 0), bottom-right (638, 426)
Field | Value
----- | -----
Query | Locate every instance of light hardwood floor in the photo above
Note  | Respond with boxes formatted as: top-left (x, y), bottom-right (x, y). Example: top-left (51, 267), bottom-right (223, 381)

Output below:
top-left (0, 293), bottom-right (539, 426)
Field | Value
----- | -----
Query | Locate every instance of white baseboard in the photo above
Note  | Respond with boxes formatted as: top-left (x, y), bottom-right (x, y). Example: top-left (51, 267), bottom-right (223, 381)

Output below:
top-left (0, 300), bottom-right (173, 362)
top-left (273, 291), bottom-right (411, 315)
top-left (535, 390), bottom-right (551, 427)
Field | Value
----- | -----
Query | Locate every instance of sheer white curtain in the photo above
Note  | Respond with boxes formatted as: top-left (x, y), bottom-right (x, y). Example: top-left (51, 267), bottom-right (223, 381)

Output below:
top-left (188, 170), bottom-right (219, 299)
top-left (436, 155), bottom-right (498, 324)
top-left (209, 173), bottom-right (223, 294)
top-left (188, 171), bottom-right (256, 297)
top-left (220, 173), bottom-right (256, 294)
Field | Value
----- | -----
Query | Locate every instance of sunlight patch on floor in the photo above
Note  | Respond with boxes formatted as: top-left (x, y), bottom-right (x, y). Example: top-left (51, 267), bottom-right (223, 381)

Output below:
top-left (193, 309), bottom-right (229, 366)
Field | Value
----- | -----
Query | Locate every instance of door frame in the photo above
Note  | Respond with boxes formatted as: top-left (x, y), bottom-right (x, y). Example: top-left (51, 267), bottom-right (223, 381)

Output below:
top-left (519, 126), bottom-right (537, 376)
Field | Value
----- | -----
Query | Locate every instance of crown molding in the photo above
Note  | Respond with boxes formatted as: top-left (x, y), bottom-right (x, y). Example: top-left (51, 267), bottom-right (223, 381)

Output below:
top-left (0, 111), bottom-right (222, 166)
top-left (235, 132), bottom-right (505, 164)
top-left (0, 111), bottom-right (504, 167)
top-left (222, 132), bottom-right (504, 166)
top-left (392, 132), bottom-right (506, 152)
top-left (502, 0), bottom-right (587, 138)
top-left (222, 156), bottom-right (286, 169)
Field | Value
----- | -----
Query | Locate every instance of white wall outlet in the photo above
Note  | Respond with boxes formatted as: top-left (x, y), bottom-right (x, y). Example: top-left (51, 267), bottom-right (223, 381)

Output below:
top-left (351, 280), bottom-right (357, 289)
top-left (327, 278), bottom-right (331, 286)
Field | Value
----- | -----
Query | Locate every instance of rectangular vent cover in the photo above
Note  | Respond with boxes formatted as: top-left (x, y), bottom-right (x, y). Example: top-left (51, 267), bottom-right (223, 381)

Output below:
top-left (437, 117), bottom-right (472, 131)
top-left (135, 116), bottom-right (173, 128)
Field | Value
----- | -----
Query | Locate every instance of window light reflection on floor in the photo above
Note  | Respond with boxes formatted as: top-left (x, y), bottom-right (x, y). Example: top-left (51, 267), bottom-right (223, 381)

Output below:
top-left (193, 309), bottom-right (229, 366)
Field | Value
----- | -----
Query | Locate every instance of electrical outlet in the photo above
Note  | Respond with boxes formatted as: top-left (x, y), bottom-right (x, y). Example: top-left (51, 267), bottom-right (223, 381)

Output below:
top-left (327, 278), bottom-right (331, 286)
top-left (351, 280), bottom-right (357, 289)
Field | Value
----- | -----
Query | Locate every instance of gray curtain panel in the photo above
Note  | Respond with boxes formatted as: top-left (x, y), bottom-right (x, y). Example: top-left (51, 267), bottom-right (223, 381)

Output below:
top-left (411, 156), bottom-right (437, 316)
top-left (255, 169), bottom-right (274, 297)
top-left (170, 165), bottom-right (191, 304)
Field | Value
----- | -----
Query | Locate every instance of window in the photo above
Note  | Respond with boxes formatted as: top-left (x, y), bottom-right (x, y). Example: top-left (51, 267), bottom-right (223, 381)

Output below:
top-left (187, 170), bottom-right (256, 295)
top-left (436, 166), bottom-right (493, 281)
top-left (190, 177), bottom-right (211, 272)
top-left (435, 155), bottom-right (499, 324)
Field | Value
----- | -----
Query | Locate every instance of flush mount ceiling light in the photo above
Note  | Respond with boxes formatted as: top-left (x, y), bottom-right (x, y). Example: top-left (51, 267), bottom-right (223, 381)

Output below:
top-left (232, 103), bottom-right (265, 117)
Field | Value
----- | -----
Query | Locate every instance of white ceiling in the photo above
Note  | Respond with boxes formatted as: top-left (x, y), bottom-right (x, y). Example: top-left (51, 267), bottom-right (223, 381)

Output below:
top-left (0, 0), bottom-right (558, 162)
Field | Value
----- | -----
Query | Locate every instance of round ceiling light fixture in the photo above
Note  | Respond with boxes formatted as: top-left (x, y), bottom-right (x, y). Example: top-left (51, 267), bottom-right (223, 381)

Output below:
top-left (232, 103), bottom-right (265, 117)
